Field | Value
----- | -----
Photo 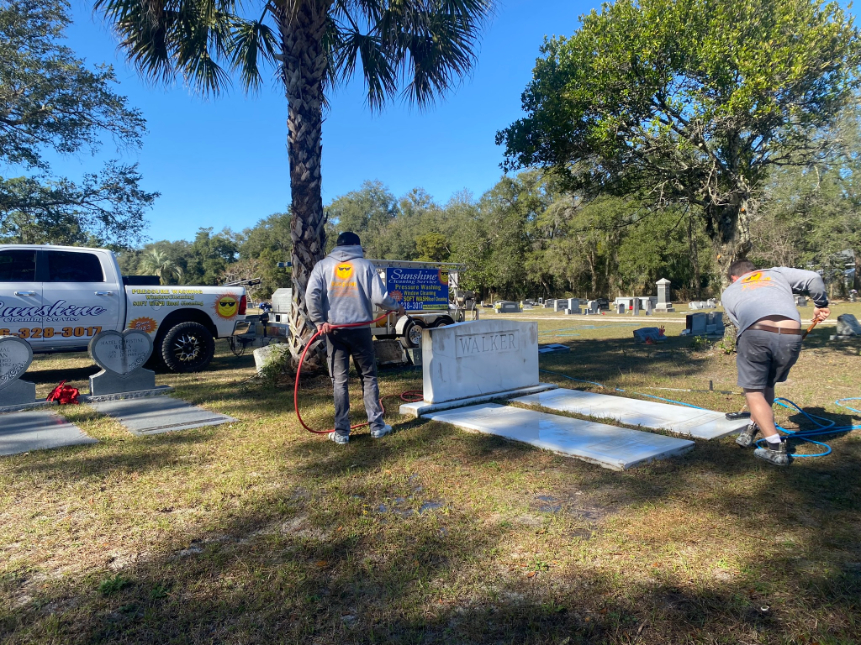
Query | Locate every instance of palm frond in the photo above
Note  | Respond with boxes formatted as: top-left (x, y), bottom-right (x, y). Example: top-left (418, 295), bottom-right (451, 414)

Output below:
top-left (229, 17), bottom-right (277, 92)
top-left (334, 0), bottom-right (493, 109)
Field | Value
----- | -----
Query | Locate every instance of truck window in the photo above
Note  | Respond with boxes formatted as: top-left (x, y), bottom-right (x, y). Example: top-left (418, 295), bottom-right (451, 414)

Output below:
top-left (0, 250), bottom-right (37, 281)
top-left (44, 250), bottom-right (105, 283)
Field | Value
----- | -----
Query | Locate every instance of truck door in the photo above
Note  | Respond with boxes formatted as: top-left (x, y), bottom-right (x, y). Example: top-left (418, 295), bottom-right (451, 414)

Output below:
top-left (0, 248), bottom-right (43, 343)
top-left (40, 249), bottom-right (121, 346)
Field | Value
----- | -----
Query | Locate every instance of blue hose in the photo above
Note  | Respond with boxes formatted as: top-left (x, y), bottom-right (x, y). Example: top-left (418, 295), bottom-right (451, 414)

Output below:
top-left (539, 370), bottom-right (861, 458)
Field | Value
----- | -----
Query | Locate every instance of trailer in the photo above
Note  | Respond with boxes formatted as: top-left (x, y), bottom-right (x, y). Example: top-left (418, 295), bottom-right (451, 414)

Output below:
top-left (368, 260), bottom-right (476, 348)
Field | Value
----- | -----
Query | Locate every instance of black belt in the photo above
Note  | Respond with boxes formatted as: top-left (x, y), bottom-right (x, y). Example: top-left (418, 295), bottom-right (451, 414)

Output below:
top-left (748, 323), bottom-right (802, 335)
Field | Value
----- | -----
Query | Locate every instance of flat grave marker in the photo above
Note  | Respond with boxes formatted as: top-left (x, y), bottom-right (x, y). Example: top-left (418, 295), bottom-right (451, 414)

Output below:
top-left (426, 403), bottom-right (694, 470)
top-left (0, 410), bottom-right (96, 456)
top-left (514, 388), bottom-right (746, 440)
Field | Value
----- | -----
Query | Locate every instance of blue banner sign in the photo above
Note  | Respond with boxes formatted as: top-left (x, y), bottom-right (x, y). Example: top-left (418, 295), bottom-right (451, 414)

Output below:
top-left (385, 268), bottom-right (450, 311)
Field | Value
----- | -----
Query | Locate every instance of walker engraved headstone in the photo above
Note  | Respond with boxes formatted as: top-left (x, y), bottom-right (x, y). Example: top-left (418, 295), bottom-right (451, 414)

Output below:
top-left (405, 319), bottom-right (549, 410)
top-left (0, 336), bottom-right (36, 407)
top-left (89, 330), bottom-right (156, 396)
top-left (568, 298), bottom-right (579, 312)
top-left (655, 278), bottom-right (674, 312)
top-left (632, 297), bottom-right (641, 316)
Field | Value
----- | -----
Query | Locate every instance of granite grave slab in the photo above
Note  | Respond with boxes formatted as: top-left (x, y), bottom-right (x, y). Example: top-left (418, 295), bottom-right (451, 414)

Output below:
top-left (513, 388), bottom-right (746, 439)
top-left (0, 410), bottom-right (96, 456)
top-left (89, 397), bottom-right (237, 435)
top-left (426, 403), bottom-right (694, 470)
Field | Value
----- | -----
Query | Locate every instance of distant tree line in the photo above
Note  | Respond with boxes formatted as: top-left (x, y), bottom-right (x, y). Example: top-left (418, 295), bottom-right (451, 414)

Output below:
top-left (119, 102), bottom-right (860, 303)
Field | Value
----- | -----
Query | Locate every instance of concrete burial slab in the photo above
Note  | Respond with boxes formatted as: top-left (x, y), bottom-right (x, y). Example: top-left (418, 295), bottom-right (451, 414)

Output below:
top-left (89, 397), bottom-right (236, 436)
top-left (514, 388), bottom-right (746, 440)
top-left (0, 411), bottom-right (97, 456)
top-left (425, 403), bottom-right (693, 470)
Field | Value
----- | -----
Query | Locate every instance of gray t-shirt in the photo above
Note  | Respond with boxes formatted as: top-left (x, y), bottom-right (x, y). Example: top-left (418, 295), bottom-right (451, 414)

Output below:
top-left (720, 267), bottom-right (827, 335)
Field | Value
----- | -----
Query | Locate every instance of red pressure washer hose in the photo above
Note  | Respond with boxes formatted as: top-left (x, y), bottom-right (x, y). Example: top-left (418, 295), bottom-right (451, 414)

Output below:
top-left (293, 313), bottom-right (423, 435)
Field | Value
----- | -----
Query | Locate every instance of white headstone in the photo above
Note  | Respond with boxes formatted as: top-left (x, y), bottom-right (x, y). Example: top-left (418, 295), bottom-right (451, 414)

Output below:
top-left (421, 320), bottom-right (538, 404)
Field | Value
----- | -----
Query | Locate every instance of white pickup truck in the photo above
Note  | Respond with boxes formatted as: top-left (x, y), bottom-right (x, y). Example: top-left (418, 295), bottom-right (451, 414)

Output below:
top-left (0, 245), bottom-right (247, 372)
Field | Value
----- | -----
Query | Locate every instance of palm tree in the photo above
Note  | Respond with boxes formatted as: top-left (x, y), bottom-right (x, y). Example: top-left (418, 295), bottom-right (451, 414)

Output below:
top-left (94, 0), bottom-right (493, 362)
top-left (140, 249), bottom-right (182, 285)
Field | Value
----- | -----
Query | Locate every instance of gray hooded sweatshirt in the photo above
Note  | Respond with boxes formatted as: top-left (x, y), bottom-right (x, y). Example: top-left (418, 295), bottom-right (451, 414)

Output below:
top-left (720, 267), bottom-right (827, 335)
top-left (305, 245), bottom-right (399, 326)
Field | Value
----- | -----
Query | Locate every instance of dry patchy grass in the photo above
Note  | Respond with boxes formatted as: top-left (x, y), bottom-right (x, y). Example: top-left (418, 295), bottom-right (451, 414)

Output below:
top-left (1, 313), bottom-right (860, 644)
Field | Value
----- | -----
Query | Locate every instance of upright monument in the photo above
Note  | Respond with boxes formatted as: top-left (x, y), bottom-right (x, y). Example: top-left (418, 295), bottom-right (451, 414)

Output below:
top-left (655, 278), bottom-right (675, 312)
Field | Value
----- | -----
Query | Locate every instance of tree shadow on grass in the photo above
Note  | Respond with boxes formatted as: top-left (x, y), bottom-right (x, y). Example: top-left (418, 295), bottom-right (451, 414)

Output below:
top-left (2, 462), bottom-right (859, 645)
top-left (7, 431), bottom-right (213, 480)
top-left (795, 327), bottom-right (861, 356)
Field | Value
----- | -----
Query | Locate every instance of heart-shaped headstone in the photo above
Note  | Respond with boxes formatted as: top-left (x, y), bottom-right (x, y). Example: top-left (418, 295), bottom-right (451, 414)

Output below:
top-left (89, 330), bottom-right (153, 376)
top-left (0, 335), bottom-right (33, 392)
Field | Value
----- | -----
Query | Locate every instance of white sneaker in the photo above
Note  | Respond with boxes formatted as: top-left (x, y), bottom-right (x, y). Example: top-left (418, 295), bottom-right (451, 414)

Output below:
top-left (371, 424), bottom-right (393, 439)
top-left (330, 432), bottom-right (349, 445)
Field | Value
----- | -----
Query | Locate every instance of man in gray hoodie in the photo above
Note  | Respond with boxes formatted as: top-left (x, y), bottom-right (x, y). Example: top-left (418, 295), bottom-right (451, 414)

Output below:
top-left (721, 260), bottom-right (830, 465)
top-left (305, 232), bottom-right (406, 444)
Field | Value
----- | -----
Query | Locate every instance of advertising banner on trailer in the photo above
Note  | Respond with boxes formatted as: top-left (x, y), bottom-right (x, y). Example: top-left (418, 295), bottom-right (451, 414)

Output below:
top-left (385, 267), bottom-right (450, 311)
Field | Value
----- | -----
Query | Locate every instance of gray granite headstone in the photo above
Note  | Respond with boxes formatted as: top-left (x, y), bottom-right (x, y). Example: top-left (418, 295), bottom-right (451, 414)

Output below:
top-left (553, 300), bottom-right (562, 312)
top-left (0, 336), bottom-right (36, 407)
top-left (645, 299), bottom-right (653, 316)
top-left (656, 278), bottom-right (675, 312)
top-left (88, 330), bottom-right (156, 395)
top-left (836, 314), bottom-right (861, 336)
top-left (688, 313), bottom-right (708, 336)
top-left (616, 302), bottom-right (626, 314)
top-left (632, 297), bottom-right (641, 316)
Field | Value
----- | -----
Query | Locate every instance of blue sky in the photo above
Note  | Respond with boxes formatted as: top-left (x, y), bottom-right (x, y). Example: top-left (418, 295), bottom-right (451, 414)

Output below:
top-left (51, 0), bottom-right (594, 242)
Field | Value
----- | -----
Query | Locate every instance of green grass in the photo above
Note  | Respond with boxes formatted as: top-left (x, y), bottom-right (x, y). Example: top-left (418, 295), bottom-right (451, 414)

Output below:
top-left (1, 313), bottom-right (860, 644)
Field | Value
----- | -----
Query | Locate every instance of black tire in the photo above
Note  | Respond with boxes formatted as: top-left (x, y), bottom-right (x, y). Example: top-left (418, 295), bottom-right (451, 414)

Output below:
top-left (161, 321), bottom-right (215, 373)
top-left (432, 316), bottom-right (455, 328)
top-left (399, 319), bottom-right (425, 349)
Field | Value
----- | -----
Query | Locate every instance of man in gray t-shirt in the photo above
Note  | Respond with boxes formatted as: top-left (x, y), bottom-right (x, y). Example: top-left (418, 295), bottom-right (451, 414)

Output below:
top-left (721, 260), bottom-right (830, 465)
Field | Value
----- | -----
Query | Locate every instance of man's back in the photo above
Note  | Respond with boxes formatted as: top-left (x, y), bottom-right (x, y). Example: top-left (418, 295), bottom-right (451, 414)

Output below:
top-left (306, 244), bottom-right (396, 326)
top-left (721, 267), bottom-right (826, 334)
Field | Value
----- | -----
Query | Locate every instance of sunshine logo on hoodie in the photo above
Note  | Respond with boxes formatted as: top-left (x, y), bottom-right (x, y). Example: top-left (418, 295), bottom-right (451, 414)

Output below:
top-left (331, 262), bottom-right (357, 297)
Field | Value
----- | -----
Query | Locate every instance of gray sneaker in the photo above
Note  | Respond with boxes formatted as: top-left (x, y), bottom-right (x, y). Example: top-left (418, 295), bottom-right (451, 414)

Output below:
top-left (330, 432), bottom-right (349, 445)
top-left (736, 422), bottom-right (759, 448)
top-left (754, 440), bottom-right (791, 466)
top-left (371, 424), bottom-right (393, 439)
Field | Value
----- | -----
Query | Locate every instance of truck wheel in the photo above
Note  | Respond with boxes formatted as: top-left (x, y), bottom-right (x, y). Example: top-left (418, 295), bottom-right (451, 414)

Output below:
top-left (161, 322), bottom-right (215, 373)
top-left (400, 319), bottom-right (425, 349)
top-left (432, 316), bottom-right (455, 328)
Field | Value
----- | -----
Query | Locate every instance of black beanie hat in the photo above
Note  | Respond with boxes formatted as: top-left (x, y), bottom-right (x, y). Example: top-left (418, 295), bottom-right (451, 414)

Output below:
top-left (336, 231), bottom-right (361, 247)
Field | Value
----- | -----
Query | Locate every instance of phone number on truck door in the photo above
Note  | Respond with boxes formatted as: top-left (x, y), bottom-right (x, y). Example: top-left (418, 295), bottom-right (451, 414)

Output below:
top-left (0, 326), bottom-right (103, 339)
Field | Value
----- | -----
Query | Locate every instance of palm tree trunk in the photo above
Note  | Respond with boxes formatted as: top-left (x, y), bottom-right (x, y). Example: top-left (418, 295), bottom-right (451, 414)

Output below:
top-left (278, 2), bottom-right (330, 366)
